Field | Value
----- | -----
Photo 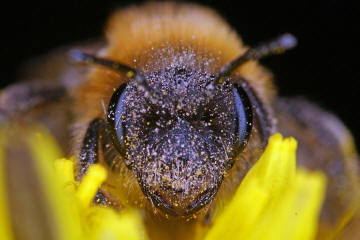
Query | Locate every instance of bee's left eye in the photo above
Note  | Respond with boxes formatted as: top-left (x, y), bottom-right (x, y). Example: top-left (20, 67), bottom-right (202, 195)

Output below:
top-left (107, 84), bottom-right (128, 156)
top-left (231, 84), bottom-right (253, 157)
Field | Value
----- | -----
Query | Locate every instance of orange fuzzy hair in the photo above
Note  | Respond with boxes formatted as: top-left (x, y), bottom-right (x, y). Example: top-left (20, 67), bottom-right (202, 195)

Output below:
top-left (74, 2), bottom-right (275, 129)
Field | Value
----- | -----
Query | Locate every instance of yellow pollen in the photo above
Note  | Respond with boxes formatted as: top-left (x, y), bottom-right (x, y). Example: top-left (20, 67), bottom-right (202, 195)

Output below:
top-left (126, 71), bottom-right (135, 78)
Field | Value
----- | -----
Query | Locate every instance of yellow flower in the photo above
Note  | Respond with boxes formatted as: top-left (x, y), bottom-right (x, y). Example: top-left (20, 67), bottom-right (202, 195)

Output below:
top-left (0, 123), bottom-right (333, 240)
top-left (0, 123), bottom-right (145, 240)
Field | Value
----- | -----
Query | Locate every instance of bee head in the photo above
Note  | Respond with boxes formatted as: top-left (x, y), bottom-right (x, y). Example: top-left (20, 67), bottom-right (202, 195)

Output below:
top-left (105, 66), bottom-right (252, 216)
top-left (72, 33), bottom-right (296, 216)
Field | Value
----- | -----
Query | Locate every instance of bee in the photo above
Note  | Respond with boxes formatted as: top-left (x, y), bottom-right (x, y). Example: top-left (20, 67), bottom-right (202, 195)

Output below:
top-left (1, 2), bottom-right (359, 240)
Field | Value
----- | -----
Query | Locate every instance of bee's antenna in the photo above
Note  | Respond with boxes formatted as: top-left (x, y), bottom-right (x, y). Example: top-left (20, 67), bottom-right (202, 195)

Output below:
top-left (209, 33), bottom-right (297, 88)
top-left (70, 50), bottom-right (166, 106)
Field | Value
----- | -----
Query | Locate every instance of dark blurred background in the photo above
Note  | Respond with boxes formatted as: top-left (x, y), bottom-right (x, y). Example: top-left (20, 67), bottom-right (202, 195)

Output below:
top-left (1, 0), bottom-right (359, 145)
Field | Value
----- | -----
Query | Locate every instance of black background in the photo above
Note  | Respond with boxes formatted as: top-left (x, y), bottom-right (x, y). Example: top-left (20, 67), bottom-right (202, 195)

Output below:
top-left (1, 0), bottom-right (359, 146)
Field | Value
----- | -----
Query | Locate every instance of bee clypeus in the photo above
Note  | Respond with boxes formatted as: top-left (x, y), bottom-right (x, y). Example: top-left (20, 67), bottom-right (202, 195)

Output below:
top-left (1, 2), bottom-right (359, 240)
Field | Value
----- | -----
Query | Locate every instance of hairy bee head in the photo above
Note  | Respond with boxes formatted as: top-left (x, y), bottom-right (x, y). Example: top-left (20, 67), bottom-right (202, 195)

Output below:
top-left (72, 29), bottom-right (295, 216)
top-left (105, 66), bottom-right (252, 216)
top-left (72, 2), bottom-right (296, 217)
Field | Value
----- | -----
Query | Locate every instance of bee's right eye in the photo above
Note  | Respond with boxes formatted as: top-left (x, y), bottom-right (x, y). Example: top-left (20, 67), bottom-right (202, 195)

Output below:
top-left (107, 84), bottom-right (128, 156)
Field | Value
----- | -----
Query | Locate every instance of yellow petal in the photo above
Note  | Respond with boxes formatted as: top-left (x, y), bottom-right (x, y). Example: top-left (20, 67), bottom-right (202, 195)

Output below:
top-left (0, 125), bottom-right (14, 240)
top-left (85, 207), bottom-right (147, 240)
top-left (54, 158), bottom-right (76, 192)
top-left (76, 164), bottom-right (107, 208)
top-left (205, 133), bottom-right (327, 240)
top-left (0, 122), bottom-right (82, 240)
top-left (242, 133), bottom-right (297, 197)
top-left (248, 170), bottom-right (326, 240)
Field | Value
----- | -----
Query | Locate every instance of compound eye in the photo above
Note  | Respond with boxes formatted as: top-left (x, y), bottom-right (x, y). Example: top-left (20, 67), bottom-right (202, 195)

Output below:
top-left (232, 84), bottom-right (253, 155)
top-left (107, 84), bottom-right (128, 156)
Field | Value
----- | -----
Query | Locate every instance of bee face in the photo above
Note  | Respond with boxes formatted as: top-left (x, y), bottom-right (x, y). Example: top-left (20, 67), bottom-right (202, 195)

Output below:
top-left (106, 66), bottom-right (252, 215)
top-left (73, 2), bottom-right (292, 218)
